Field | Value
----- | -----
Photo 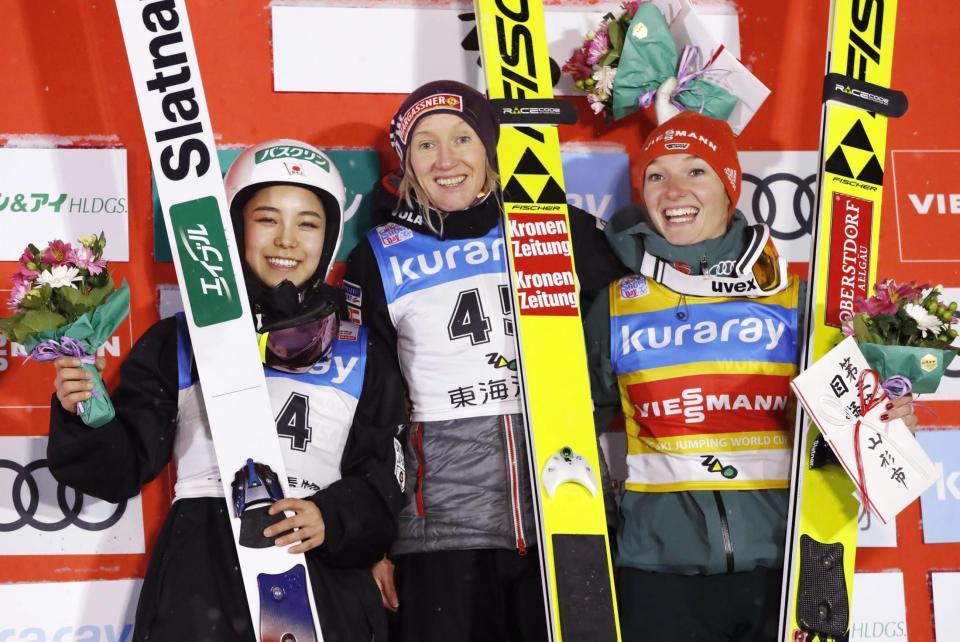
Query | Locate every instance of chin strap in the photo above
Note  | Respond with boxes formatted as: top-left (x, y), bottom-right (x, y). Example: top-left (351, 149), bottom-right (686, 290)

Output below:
top-left (639, 224), bottom-right (789, 298)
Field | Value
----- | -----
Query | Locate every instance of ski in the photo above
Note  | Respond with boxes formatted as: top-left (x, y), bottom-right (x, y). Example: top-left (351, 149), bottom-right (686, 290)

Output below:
top-left (473, 2), bottom-right (620, 641)
top-left (779, 0), bottom-right (902, 640)
top-left (114, 2), bottom-right (322, 640)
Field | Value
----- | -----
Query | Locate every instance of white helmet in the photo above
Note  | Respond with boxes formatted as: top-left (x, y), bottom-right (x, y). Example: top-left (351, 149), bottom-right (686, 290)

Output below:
top-left (225, 139), bottom-right (346, 282)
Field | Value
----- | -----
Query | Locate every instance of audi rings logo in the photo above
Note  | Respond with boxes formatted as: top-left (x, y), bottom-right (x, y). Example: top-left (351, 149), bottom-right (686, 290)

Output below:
top-left (741, 172), bottom-right (816, 241)
top-left (0, 458), bottom-right (126, 532)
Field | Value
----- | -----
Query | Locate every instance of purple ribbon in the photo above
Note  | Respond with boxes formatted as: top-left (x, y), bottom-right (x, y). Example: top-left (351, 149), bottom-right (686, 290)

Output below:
top-left (881, 375), bottom-right (936, 420)
top-left (637, 45), bottom-right (724, 112)
top-left (881, 375), bottom-right (912, 398)
top-left (30, 337), bottom-right (97, 414)
top-left (29, 336), bottom-right (95, 364)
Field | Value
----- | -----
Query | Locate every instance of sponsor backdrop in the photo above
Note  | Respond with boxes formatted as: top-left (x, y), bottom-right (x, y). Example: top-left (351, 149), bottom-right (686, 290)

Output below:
top-left (0, 1), bottom-right (958, 640)
top-left (0, 436), bottom-right (144, 556)
top-left (0, 148), bottom-right (129, 261)
top-left (850, 572), bottom-right (907, 641)
top-left (931, 572), bottom-right (960, 640)
top-left (0, 579), bottom-right (140, 642)
top-left (917, 430), bottom-right (960, 544)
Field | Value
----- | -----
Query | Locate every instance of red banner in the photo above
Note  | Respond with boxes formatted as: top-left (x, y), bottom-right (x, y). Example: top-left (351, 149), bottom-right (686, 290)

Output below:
top-left (826, 192), bottom-right (873, 327)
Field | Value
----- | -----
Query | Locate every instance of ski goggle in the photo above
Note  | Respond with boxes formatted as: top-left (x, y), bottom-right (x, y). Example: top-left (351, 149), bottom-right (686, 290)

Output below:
top-left (750, 237), bottom-right (786, 293)
top-left (257, 307), bottom-right (340, 374)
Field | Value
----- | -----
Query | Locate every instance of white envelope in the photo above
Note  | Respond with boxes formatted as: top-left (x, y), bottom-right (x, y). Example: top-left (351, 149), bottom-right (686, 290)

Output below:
top-left (790, 337), bottom-right (939, 524)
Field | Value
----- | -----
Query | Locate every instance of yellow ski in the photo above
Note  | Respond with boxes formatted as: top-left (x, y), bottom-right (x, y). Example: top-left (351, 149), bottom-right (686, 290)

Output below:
top-left (780, 0), bottom-right (903, 640)
top-left (473, 1), bottom-right (620, 640)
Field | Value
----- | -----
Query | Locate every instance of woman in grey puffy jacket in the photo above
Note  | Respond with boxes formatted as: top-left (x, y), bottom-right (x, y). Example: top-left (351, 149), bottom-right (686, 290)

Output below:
top-left (343, 80), bottom-right (624, 642)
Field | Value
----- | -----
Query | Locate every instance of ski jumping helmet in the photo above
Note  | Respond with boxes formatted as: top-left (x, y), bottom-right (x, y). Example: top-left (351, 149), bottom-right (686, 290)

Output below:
top-left (225, 138), bottom-right (346, 289)
top-left (224, 139), bottom-right (347, 373)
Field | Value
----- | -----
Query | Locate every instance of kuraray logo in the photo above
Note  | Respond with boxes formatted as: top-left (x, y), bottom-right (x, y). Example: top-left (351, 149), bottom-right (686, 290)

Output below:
top-left (621, 317), bottom-right (788, 356)
top-left (308, 356), bottom-right (358, 384)
top-left (0, 624), bottom-right (133, 642)
top-left (388, 236), bottom-right (506, 287)
top-left (619, 276), bottom-right (649, 300)
top-left (613, 304), bottom-right (796, 372)
top-left (632, 387), bottom-right (788, 425)
top-left (266, 354), bottom-right (364, 398)
top-left (377, 223), bottom-right (413, 248)
top-left (396, 93), bottom-right (462, 144)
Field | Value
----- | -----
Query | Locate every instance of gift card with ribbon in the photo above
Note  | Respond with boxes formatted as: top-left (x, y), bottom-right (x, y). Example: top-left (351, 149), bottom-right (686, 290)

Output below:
top-left (652, 0), bottom-right (771, 134)
top-left (791, 337), bottom-right (940, 523)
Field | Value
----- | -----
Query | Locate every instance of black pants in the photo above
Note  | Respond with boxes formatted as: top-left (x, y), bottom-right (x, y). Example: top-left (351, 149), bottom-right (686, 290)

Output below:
top-left (618, 567), bottom-right (783, 642)
top-left (390, 549), bottom-right (548, 642)
top-left (134, 498), bottom-right (384, 642)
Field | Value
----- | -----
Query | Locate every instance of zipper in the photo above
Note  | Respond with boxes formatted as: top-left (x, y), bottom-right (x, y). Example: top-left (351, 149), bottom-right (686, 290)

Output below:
top-left (674, 293), bottom-right (689, 321)
top-left (713, 491), bottom-right (735, 573)
top-left (412, 422), bottom-right (426, 517)
top-left (503, 415), bottom-right (527, 556)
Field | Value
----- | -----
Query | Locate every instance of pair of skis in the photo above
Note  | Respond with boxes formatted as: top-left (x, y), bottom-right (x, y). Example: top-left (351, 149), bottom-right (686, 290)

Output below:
top-left (477, 1), bottom-right (911, 640)
top-left (780, 0), bottom-right (906, 640)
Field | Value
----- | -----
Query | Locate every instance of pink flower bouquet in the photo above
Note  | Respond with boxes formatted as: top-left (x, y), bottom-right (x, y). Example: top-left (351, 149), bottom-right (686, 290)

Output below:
top-left (0, 233), bottom-right (129, 427)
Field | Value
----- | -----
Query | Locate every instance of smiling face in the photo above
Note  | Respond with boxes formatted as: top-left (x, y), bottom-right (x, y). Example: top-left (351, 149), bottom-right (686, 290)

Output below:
top-left (243, 184), bottom-right (326, 288)
top-left (642, 153), bottom-right (731, 246)
top-left (407, 112), bottom-right (489, 213)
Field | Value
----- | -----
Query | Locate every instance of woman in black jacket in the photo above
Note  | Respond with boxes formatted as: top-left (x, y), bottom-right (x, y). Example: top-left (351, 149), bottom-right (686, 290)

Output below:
top-left (48, 139), bottom-right (406, 642)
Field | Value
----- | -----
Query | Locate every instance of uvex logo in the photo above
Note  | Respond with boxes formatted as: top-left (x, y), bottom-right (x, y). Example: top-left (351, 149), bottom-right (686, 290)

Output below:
top-left (847, 0), bottom-right (885, 80)
top-left (711, 279), bottom-right (758, 294)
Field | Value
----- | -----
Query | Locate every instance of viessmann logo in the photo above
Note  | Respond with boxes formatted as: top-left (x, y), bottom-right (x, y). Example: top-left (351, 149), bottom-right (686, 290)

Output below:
top-left (631, 387), bottom-right (789, 425)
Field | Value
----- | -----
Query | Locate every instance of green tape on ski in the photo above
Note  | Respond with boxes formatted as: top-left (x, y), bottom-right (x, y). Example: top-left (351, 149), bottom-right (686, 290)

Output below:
top-left (170, 196), bottom-right (243, 327)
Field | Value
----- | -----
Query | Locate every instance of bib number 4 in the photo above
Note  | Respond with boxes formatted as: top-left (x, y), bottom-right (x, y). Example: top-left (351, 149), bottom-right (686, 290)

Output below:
top-left (448, 286), bottom-right (514, 345)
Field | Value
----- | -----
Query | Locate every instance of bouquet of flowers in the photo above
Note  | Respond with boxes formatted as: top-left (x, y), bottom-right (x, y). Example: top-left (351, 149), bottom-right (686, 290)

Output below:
top-left (843, 279), bottom-right (958, 393)
top-left (562, 1), bottom-right (737, 122)
top-left (0, 233), bottom-right (129, 427)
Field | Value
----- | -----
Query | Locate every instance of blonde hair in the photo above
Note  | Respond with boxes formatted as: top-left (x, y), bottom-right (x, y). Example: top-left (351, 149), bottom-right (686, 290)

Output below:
top-left (397, 154), bottom-right (500, 237)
